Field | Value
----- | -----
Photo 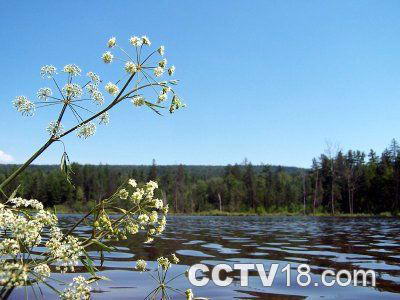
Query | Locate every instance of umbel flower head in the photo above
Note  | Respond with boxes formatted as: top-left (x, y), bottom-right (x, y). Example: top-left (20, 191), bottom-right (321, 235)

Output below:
top-left (12, 34), bottom-right (185, 145)
top-left (101, 34), bottom-right (186, 115)
top-left (135, 259), bottom-right (147, 272)
top-left (0, 196), bottom-right (85, 287)
top-left (46, 121), bottom-right (64, 137)
top-left (13, 96), bottom-right (35, 116)
top-left (108, 37), bottom-right (116, 48)
top-left (12, 64), bottom-right (108, 139)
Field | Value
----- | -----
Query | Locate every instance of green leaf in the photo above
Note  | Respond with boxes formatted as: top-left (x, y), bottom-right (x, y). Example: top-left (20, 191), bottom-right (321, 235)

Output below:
top-left (9, 185), bottom-right (21, 199)
top-left (60, 152), bottom-right (75, 186)
top-left (87, 276), bottom-right (109, 284)
top-left (91, 239), bottom-right (116, 252)
top-left (146, 104), bottom-right (163, 116)
top-left (144, 101), bottom-right (165, 109)
top-left (81, 250), bottom-right (98, 276)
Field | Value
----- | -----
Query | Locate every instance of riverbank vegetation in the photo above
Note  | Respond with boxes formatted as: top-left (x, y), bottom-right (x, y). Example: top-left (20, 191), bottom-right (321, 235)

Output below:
top-left (2, 139), bottom-right (400, 216)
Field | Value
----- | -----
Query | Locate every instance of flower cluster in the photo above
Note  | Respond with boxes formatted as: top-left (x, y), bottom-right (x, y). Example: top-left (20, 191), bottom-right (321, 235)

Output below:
top-left (12, 64), bottom-right (107, 139)
top-left (40, 65), bottom-right (57, 78)
top-left (135, 259), bottom-right (147, 272)
top-left (0, 178), bottom-right (173, 297)
top-left (12, 35), bottom-right (185, 145)
top-left (63, 64), bottom-right (81, 76)
top-left (0, 197), bottom-right (84, 290)
top-left (6, 34), bottom-right (186, 298)
top-left (46, 227), bottom-right (83, 272)
top-left (37, 87), bottom-right (52, 100)
top-left (101, 35), bottom-right (185, 114)
top-left (133, 253), bottom-right (197, 299)
top-left (93, 179), bottom-right (168, 242)
top-left (0, 261), bottom-right (28, 287)
top-left (12, 96), bottom-right (35, 116)
top-left (60, 276), bottom-right (91, 300)
top-left (47, 121), bottom-right (64, 137)
top-left (76, 122), bottom-right (96, 139)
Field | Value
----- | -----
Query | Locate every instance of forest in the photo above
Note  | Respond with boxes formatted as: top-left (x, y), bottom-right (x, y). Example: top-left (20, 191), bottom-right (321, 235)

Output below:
top-left (1, 139), bottom-right (400, 216)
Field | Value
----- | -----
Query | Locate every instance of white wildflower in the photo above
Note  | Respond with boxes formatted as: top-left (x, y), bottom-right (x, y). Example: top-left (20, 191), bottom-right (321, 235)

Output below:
top-left (154, 66), bottom-right (164, 77)
top-left (128, 179), bottom-right (137, 188)
top-left (0, 239), bottom-right (20, 256)
top-left (8, 198), bottom-right (44, 210)
top-left (0, 261), bottom-right (28, 287)
top-left (131, 189), bottom-right (144, 204)
top-left (76, 122), bottom-right (96, 139)
top-left (125, 61), bottom-right (137, 74)
top-left (154, 199), bottom-right (163, 209)
top-left (158, 58), bottom-right (167, 68)
top-left (60, 276), bottom-right (91, 299)
top-left (158, 45), bottom-right (165, 56)
top-left (37, 87), bottom-right (52, 100)
top-left (105, 82), bottom-right (119, 95)
top-left (10, 215), bottom-right (42, 247)
top-left (85, 83), bottom-right (97, 94)
top-left (46, 228), bottom-right (83, 272)
top-left (12, 96), bottom-right (35, 116)
top-left (168, 65), bottom-right (175, 76)
top-left (171, 253), bottom-right (180, 264)
top-left (98, 112), bottom-right (110, 125)
top-left (36, 210), bottom-right (58, 226)
top-left (129, 36), bottom-right (142, 47)
top-left (158, 92), bottom-right (167, 103)
top-left (108, 37), bottom-right (116, 48)
top-left (40, 65), bottom-right (57, 78)
top-left (157, 257), bottom-right (171, 270)
top-left (160, 215), bottom-right (167, 226)
top-left (87, 71), bottom-right (100, 84)
top-left (126, 222), bottom-right (139, 235)
top-left (146, 181), bottom-right (158, 192)
top-left (162, 86), bottom-right (171, 94)
top-left (118, 189), bottom-right (129, 200)
top-left (141, 36), bottom-right (151, 46)
top-left (62, 83), bottom-right (82, 99)
top-left (138, 214), bottom-right (149, 225)
top-left (131, 96), bottom-right (145, 107)
top-left (102, 51), bottom-right (114, 63)
top-left (149, 211), bottom-right (158, 223)
top-left (91, 90), bottom-right (104, 105)
top-left (33, 264), bottom-right (51, 281)
top-left (46, 121), bottom-right (64, 137)
top-left (135, 259), bottom-right (147, 272)
top-left (63, 64), bottom-right (81, 76)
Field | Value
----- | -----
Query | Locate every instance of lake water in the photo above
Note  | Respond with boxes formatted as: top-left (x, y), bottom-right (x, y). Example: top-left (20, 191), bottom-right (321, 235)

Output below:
top-left (10, 215), bottom-right (400, 299)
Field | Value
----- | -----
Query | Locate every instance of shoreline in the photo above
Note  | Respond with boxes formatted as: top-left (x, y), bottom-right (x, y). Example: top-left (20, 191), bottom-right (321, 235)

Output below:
top-left (53, 206), bottom-right (399, 217)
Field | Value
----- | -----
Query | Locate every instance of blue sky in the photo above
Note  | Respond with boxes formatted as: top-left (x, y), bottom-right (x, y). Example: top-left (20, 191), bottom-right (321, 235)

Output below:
top-left (1, 1), bottom-right (399, 168)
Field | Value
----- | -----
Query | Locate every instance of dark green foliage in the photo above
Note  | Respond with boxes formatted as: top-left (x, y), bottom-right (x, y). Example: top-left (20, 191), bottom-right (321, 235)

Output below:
top-left (1, 139), bottom-right (400, 215)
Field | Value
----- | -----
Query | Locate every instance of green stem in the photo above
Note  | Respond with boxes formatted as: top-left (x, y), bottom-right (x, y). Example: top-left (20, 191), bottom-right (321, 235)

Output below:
top-left (0, 138), bottom-right (54, 193)
top-left (0, 76), bottom-right (159, 191)
top-left (0, 101), bottom-right (69, 193)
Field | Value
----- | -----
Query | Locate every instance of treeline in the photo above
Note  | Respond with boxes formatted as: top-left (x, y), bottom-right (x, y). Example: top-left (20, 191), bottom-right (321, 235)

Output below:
top-left (1, 139), bottom-right (400, 215)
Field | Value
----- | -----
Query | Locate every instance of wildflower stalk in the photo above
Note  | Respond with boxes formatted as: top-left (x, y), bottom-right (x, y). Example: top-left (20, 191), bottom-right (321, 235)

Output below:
top-left (1, 35), bottom-right (184, 299)
top-left (0, 138), bottom-right (53, 195)
top-left (0, 79), bottom-right (161, 195)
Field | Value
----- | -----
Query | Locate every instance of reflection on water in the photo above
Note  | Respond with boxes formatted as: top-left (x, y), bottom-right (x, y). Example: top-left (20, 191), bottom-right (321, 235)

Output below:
top-left (11, 216), bottom-right (400, 299)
